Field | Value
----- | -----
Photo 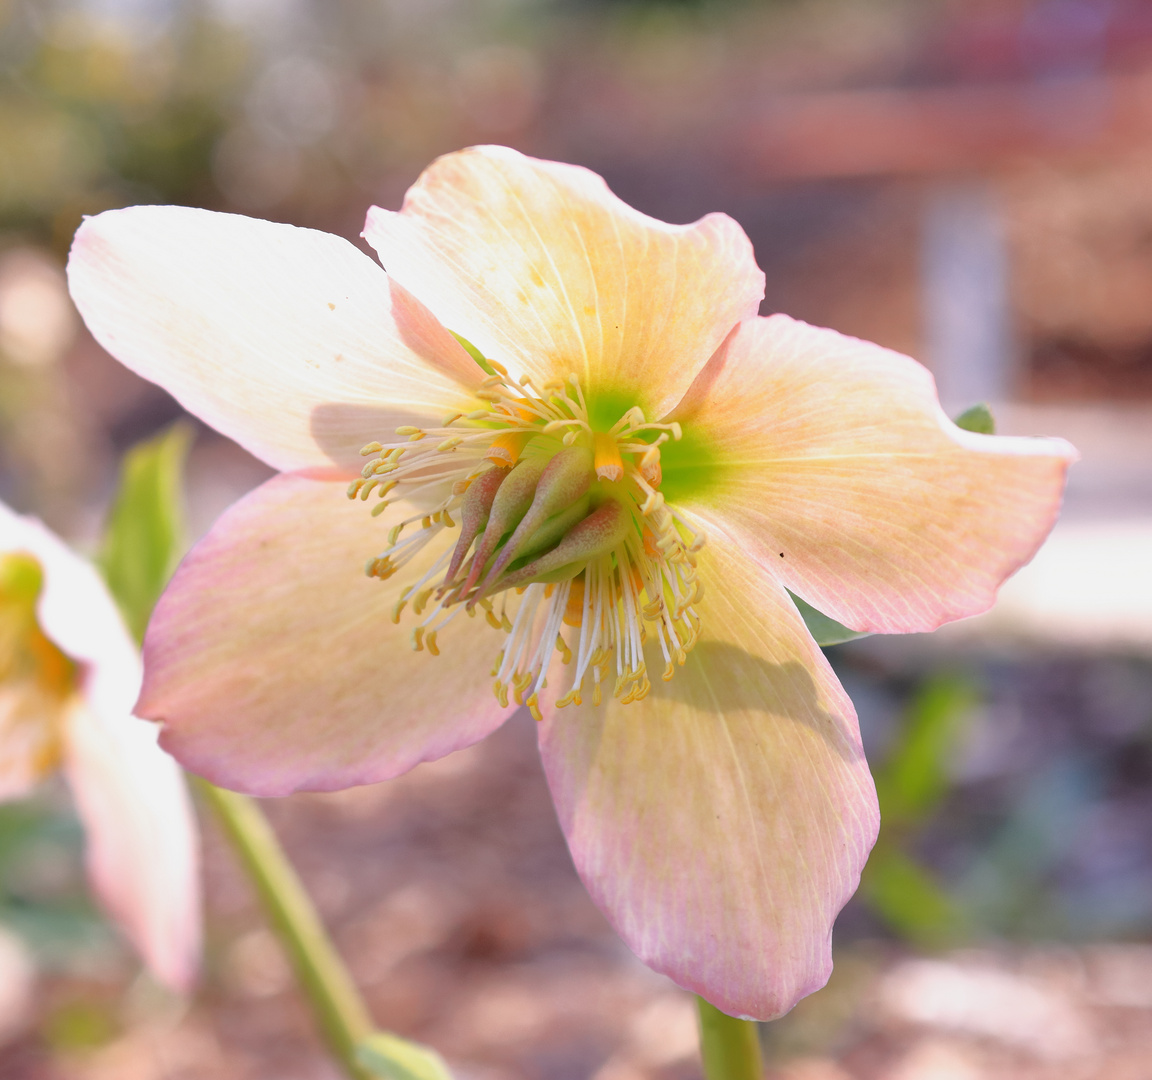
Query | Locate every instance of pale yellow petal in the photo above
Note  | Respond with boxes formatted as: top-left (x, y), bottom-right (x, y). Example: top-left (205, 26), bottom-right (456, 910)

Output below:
top-left (364, 145), bottom-right (764, 422)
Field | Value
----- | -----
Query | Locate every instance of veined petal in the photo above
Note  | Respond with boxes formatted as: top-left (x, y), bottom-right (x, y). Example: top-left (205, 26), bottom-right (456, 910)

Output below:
top-left (671, 315), bottom-right (1078, 634)
top-left (68, 206), bottom-right (481, 474)
top-left (538, 531), bottom-right (879, 1021)
top-left (140, 473), bottom-right (513, 796)
top-left (63, 698), bottom-right (201, 992)
top-left (363, 146), bottom-right (764, 421)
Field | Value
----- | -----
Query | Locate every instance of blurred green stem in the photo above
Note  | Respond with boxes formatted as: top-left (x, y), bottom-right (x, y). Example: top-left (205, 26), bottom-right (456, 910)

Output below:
top-left (697, 997), bottom-right (763, 1080)
top-left (194, 779), bottom-right (374, 1080)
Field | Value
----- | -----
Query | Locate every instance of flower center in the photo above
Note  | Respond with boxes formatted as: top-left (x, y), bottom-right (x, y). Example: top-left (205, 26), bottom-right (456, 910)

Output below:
top-left (0, 553), bottom-right (77, 788)
top-left (347, 367), bottom-right (706, 718)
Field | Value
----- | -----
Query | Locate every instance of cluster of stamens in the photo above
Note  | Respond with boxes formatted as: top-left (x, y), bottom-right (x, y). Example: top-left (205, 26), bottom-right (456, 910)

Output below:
top-left (346, 363), bottom-right (706, 719)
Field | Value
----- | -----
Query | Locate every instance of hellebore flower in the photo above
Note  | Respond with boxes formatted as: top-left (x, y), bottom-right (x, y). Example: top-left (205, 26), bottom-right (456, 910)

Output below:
top-left (0, 502), bottom-right (201, 990)
top-left (66, 146), bottom-right (1074, 1019)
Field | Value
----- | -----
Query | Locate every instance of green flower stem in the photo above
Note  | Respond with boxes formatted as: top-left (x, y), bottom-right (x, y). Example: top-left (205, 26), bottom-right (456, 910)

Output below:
top-left (696, 997), bottom-right (763, 1080)
top-left (195, 779), bottom-right (375, 1079)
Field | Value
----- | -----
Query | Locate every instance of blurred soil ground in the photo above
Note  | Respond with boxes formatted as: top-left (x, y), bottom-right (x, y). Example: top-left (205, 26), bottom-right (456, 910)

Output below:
top-left (0, 693), bottom-right (1149, 1080)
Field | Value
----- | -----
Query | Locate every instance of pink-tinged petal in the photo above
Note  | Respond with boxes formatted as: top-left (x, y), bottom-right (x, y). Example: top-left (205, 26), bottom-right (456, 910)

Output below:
top-left (68, 206), bottom-right (482, 474)
top-left (538, 530), bottom-right (879, 1021)
top-left (140, 473), bottom-right (513, 796)
top-left (363, 146), bottom-right (764, 420)
top-left (63, 699), bottom-right (201, 992)
top-left (671, 315), bottom-right (1078, 634)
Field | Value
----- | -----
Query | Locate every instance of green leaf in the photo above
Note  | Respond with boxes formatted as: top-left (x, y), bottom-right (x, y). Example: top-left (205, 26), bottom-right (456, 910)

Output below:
top-left (861, 845), bottom-right (962, 947)
top-left (449, 331), bottom-right (497, 377)
top-left (873, 674), bottom-right (976, 827)
top-left (788, 592), bottom-right (868, 647)
top-left (356, 1032), bottom-right (454, 1080)
top-left (953, 403), bottom-right (995, 435)
top-left (97, 423), bottom-right (193, 645)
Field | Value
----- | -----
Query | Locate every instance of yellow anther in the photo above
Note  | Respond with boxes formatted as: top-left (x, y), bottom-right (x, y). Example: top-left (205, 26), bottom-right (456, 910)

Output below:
top-left (441, 509), bottom-right (455, 528)
top-left (555, 634), bottom-right (572, 664)
top-left (493, 680), bottom-right (509, 708)
top-left (526, 694), bottom-right (543, 722)
top-left (347, 479), bottom-right (365, 498)
top-left (437, 436), bottom-right (464, 452)
top-left (490, 650), bottom-right (504, 677)
top-left (411, 626), bottom-right (424, 651)
top-left (359, 480), bottom-right (377, 500)
top-left (669, 422), bottom-right (682, 440)
top-left (451, 479), bottom-right (472, 496)
top-left (481, 374), bottom-right (505, 388)
top-left (425, 631), bottom-right (440, 656)
top-left (562, 430), bottom-right (578, 446)
top-left (692, 581), bottom-right (705, 604)
top-left (360, 441), bottom-right (383, 455)
top-left (689, 533), bottom-right (707, 553)
top-left (412, 587), bottom-right (434, 615)
top-left (475, 390), bottom-right (504, 402)
top-left (593, 431), bottom-right (624, 483)
top-left (371, 501), bottom-right (390, 517)
top-left (487, 358), bottom-right (509, 376)
top-left (466, 409), bottom-right (491, 420)
top-left (395, 425), bottom-right (422, 436)
top-left (442, 412), bottom-right (463, 427)
top-left (388, 524), bottom-right (404, 545)
top-left (421, 516), bottom-right (432, 530)
top-left (408, 431), bottom-right (427, 442)
top-left (486, 430), bottom-right (534, 467)
top-left (485, 610), bottom-right (502, 631)
top-left (390, 591), bottom-right (410, 623)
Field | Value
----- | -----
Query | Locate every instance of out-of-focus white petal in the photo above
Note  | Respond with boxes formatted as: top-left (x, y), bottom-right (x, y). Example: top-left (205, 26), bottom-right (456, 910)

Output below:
top-left (0, 501), bottom-right (201, 990)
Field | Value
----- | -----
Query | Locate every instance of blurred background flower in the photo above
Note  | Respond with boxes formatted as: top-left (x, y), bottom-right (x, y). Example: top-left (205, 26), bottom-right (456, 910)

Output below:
top-left (2, 0), bottom-right (1152, 1077)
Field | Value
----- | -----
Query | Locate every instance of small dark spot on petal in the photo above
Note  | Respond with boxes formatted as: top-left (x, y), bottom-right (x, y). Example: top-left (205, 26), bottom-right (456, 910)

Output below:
top-left (779, 552), bottom-right (784, 557)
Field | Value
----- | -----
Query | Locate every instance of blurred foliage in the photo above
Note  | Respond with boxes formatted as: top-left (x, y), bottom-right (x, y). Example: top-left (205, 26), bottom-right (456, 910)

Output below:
top-left (42, 994), bottom-right (120, 1051)
top-left (0, 793), bottom-right (109, 970)
top-left (954, 402), bottom-right (996, 434)
top-left (97, 422), bottom-right (192, 644)
top-left (792, 592), bottom-right (868, 647)
top-left (0, 0), bottom-right (248, 251)
top-left (861, 674), bottom-right (976, 946)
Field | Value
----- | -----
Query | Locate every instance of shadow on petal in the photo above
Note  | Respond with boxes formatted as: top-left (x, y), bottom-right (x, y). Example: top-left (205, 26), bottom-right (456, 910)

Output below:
top-left (651, 642), bottom-right (867, 766)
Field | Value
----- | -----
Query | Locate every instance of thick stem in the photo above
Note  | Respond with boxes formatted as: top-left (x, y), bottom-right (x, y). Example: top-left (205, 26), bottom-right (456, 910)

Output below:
top-left (696, 996), bottom-right (763, 1080)
top-left (195, 779), bottom-right (374, 1079)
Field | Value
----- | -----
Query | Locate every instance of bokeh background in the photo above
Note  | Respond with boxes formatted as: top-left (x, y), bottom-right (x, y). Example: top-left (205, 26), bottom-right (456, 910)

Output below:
top-left (3, 0), bottom-right (1152, 1077)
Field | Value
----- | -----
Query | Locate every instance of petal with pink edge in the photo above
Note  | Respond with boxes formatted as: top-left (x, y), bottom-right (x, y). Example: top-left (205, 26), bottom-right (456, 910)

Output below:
top-left (68, 206), bottom-right (481, 475)
top-left (670, 315), bottom-right (1077, 634)
top-left (140, 473), bottom-right (514, 796)
top-left (64, 698), bottom-right (202, 992)
top-left (364, 145), bottom-right (764, 422)
top-left (538, 530), bottom-right (879, 1021)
